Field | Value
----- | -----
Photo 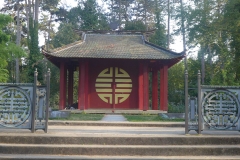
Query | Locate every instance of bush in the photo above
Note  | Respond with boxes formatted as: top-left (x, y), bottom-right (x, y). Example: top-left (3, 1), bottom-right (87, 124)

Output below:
top-left (168, 103), bottom-right (185, 113)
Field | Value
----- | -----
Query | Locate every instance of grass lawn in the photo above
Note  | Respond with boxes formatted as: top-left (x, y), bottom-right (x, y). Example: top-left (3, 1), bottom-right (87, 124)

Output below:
top-left (49, 113), bottom-right (104, 121)
top-left (50, 113), bottom-right (184, 122)
top-left (124, 114), bottom-right (184, 122)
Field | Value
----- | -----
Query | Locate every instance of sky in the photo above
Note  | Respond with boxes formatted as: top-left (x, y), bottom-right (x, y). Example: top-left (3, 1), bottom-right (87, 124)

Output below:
top-left (0, 0), bottom-right (189, 54)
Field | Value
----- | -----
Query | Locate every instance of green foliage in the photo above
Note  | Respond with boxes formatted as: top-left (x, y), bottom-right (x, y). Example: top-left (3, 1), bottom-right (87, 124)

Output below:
top-left (149, 26), bottom-right (167, 47)
top-left (65, 0), bottom-right (109, 31)
top-left (171, 0), bottom-right (240, 88)
top-left (0, 14), bottom-right (25, 83)
top-left (27, 17), bottom-right (44, 83)
top-left (52, 23), bottom-right (80, 48)
top-left (80, 0), bottom-right (99, 30)
top-left (50, 113), bottom-right (104, 121)
top-left (124, 114), bottom-right (184, 122)
top-left (41, 0), bottom-right (60, 12)
top-left (168, 103), bottom-right (185, 113)
top-left (168, 61), bottom-right (184, 104)
top-left (149, 0), bottom-right (167, 47)
top-left (48, 62), bottom-right (60, 109)
top-left (124, 20), bottom-right (147, 31)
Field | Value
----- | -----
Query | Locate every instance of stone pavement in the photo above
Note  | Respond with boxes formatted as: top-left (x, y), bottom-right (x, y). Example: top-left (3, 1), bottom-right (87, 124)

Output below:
top-left (101, 114), bottom-right (127, 121)
top-left (0, 122), bottom-right (239, 136)
top-left (1, 122), bottom-right (240, 159)
top-left (1, 154), bottom-right (240, 160)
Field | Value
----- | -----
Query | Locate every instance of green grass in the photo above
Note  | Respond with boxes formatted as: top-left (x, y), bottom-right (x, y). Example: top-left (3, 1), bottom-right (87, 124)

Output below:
top-left (49, 113), bottom-right (104, 121)
top-left (124, 114), bottom-right (184, 122)
top-left (49, 113), bottom-right (184, 122)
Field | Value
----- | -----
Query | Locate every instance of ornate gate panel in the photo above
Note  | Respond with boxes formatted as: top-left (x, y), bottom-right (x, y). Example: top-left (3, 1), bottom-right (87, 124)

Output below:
top-left (0, 69), bottom-right (50, 133)
top-left (201, 87), bottom-right (240, 130)
top-left (185, 70), bottom-right (240, 134)
top-left (0, 85), bottom-right (33, 128)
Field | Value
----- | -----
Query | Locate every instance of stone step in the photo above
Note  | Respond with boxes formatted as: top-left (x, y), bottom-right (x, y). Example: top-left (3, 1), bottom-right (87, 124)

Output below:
top-left (0, 144), bottom-right (240, 156)
top-left (1, 154), bottom-right (240, 160)
top-left (1, 135), bottom-right (240, 145)
top-left (48, 121), bottom-right (185, 127)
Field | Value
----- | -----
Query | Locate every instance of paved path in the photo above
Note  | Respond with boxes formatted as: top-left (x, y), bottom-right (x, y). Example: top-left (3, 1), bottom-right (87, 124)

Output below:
top-left (0, 125), bottom-right (240, 137)
top-left (101, 114), bottom-right (127, 121)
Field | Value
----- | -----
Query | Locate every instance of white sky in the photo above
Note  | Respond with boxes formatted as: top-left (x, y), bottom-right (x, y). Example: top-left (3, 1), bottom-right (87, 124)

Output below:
top-left (0, 0), bottom-right (192, 55)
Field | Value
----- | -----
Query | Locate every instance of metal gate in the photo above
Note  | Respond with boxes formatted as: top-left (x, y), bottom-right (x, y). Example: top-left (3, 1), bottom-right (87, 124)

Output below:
top-left (185, 70), bottom-right (240, 134)
top-left (0, 69), bottom-right (50, 133)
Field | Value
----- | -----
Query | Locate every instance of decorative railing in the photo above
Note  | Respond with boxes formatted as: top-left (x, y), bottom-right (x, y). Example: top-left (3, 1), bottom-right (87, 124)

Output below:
top-left (185, 71), bottom-right (240, 134)
top-left (0, 69), bottom-right (50, 133)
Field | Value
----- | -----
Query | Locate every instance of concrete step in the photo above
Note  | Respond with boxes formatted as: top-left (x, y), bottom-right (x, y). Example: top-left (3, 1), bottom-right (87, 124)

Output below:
top-left (48, 121), bottom-right (185, 127)
top-left (1, 125), bottom-right (239, 158)
top-left (1, 143), bottom-right (240, 156)
top-left (1, 135), bottom-right (240, 145)
top-left (1, 154), bottom-right (240, 160)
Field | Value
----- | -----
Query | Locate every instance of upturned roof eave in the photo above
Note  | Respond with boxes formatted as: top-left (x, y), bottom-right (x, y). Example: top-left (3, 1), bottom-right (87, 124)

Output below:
top-left (144, 41), bottom-right (185, 56)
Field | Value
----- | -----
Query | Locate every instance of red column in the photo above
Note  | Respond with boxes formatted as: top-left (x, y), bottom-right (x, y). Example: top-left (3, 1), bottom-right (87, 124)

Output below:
top-left (68, 67), bottom-right (74, 106)
top-left (160, 65), bottom-right (168, 111)
top-left (152, 67), bottom-right (158, 110)
top-left (138, 63), bottom-right (143, 110)
top-left (143, 62), bottom-right (149, 111)
top-left (59, 62), bottom-right (67, 110)
top-left (78, 60), bottom-right (85, 110)
top-left (84, 61), bottom-right (89, 109)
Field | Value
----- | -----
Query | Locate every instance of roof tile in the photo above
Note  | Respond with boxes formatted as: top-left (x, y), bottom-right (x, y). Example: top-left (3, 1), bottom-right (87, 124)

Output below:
top-left (47, 34), bottom-right (183, 60)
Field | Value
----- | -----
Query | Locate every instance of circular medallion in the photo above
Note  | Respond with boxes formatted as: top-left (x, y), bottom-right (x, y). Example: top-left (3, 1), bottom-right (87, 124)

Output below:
top-left (0, 86), bottom-right (32, 127)
top-left (202, 89), bottom-right (240, 130)
top-left (95, 67), bottom-right (132, 104)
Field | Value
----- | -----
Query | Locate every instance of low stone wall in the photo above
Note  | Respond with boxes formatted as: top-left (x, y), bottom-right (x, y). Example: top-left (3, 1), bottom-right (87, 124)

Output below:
top-left (49, 111), bottom-right (70, 118)
top-left (159, 113), bottom-right (185, 119)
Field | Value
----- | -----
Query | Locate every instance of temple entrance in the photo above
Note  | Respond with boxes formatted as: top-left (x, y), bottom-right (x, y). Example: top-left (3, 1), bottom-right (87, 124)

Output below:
top-left (89, 60), bottom-right (139, 109)
top-left (44, 33), bottom-right (184, 110)
top-left (95, 67), bottom-right (132, 108)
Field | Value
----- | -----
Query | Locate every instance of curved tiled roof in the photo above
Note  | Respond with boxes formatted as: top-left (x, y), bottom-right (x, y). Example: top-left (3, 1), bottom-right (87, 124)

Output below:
top-left (45, 34), bottom-right (184, 60)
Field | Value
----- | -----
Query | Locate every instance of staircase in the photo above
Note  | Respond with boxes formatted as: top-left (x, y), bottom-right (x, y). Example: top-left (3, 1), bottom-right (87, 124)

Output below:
top-left (0, 124), bottom-right (240, 159)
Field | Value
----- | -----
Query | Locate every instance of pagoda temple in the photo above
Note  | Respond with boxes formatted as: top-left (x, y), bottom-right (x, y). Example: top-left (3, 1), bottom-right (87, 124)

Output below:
top-left (43, 31), bottom-right (184, 111)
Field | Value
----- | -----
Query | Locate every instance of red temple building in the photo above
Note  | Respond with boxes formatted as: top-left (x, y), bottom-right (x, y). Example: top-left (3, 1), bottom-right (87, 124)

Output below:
top-left (43, 31), bottom-right (184, 111)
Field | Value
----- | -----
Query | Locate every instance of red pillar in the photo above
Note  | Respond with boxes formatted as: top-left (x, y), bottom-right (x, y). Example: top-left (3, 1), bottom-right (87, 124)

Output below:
top-left (84, 61), bottom-right (89, 109)
top-left (160, 65), bottom-right (168, 111)
top-left (78, 60), bottom-right (85, 110)
top-left (152, 67), bottom-right (158, 110)
top-left (138, 63), bottom-right (143, 110)
top-left (68, 67), bottom-right (74, 106)
top-left (59, 62), bottom-right (67, 110)
top-left (78, 60), bottom-right (89, 110)
top-left (143, 62), bottom-right (149, 111)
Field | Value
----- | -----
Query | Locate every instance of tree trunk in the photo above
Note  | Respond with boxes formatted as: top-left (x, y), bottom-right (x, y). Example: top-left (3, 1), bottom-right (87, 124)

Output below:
top-left (201, 49), bottom-right (205, 84)
top-left (34, 0), bottom-right (39, 22)
top-left (24, 0), bottom-right (30, 33)
top-left (15, 1), bottom-right (21, 83)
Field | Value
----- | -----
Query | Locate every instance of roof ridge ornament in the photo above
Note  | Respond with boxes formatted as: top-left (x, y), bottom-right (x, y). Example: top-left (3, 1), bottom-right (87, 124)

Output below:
top-left (74, 29), bottom-right (156, 36)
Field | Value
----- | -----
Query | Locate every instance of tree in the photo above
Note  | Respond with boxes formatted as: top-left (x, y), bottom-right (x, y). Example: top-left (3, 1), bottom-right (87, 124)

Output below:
top-left (168, 61), bottom-right (184, 104)
top-left (0, 14), bottom-right (25, 82)
top-left (80, 0), bottom-right (99, 30)
top-left (52, 23), bottom-right (80, 48)
top-left (24, 0), bottom-right (45, 83)
top-left (104, 0), bottom-right (134, 30)
top-left (173, 0), bottom-right (240, 86)
top-left (149, 0), bottom-right (167, 47)
top-left (223, 0), bottom-right (240, 83)
top-left (124, 20), bottom-right (146, 31)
